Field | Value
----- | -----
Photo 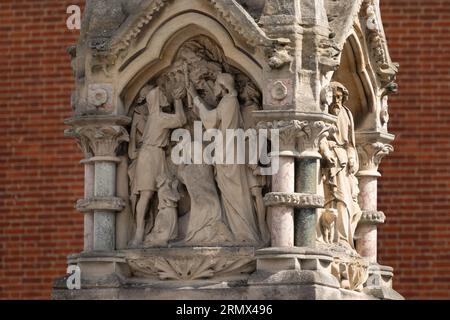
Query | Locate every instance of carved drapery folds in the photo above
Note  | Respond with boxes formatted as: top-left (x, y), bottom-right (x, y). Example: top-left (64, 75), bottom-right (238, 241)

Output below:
top-left (258, 119), bottom-right (335, 158)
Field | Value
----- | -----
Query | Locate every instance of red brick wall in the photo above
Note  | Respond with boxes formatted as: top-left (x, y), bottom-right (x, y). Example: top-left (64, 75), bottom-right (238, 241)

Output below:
top-left (0, 0), bottom-right (85, 299)
top-left (0, 0), bottom-right (449, 300)
top-left (378, 0), bottom-right (450, 299)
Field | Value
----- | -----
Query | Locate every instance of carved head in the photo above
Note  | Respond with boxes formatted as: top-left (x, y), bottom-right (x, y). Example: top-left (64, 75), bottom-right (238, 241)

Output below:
top-left (214, 73), bottom-right (237, 98)
top-left (329, 82), bottom-right (349, 116)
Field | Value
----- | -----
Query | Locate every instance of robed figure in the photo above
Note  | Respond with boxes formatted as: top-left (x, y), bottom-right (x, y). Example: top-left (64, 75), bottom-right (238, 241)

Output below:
top-left (320, 82), bottom-right (362, 249)
top-left (188, 73), bottom-right (260, 244)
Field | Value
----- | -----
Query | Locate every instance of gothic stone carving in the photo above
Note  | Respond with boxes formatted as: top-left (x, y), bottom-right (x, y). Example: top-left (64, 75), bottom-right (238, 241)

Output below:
top-left (357, 142), bottom-right (394, 175)
top-left (363, 0), bottom-right (399, 87)
top-left (126, 248), bottom-right (256, 281)
top-left (318, 82), bottom-right (362, 250)
top-left (72, 125), bottom-right (129, 157)
top-left (127, 36), bottom-right (269, 249)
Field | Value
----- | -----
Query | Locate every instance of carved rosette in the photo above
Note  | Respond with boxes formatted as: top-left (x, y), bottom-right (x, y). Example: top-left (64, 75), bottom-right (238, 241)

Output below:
top-left (264, 192), bottom-right (325, 208)
top-left (357, 142), bottom-right (394, 177)
top-left (74, 125), bottom-right (129, 158)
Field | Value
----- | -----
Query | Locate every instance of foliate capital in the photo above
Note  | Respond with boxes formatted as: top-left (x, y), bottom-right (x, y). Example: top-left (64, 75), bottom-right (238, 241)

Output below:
top-left (357, 142), bottom-right (394, 177)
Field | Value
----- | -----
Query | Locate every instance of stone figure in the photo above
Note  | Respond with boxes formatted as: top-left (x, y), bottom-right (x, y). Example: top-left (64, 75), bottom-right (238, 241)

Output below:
top-left (240, 82), bottom-right (270, 244)
top-left (131, 85), bottom-right (187, 247)
top-left (319, 82), bottom-right (362, 249)
top-left (144, 174), bottom-right (180, 246)
top-left (162, 58), bottom-right (233, 246)
top-left (188, 73), bottom-right (260, 244)
top-left (319, 208), bottom-right (337, 244)
top-left (128, 85), bottom-right (151, 216)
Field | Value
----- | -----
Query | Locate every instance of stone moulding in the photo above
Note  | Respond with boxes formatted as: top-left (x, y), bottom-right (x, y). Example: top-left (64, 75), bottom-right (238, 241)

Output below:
top-left (103, 0), bottom-right (275, 70)
top-left (76, 197), bottom-right (126, 213)
top-left (359, 210), bottom-right (386, 225)
top-left (124, 247), bottom-right (256, 281)
top-left (264, 192), bottom-right (325, 209)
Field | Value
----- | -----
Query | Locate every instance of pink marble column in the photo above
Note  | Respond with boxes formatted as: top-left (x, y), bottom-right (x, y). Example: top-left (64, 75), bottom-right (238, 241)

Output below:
top-left (356, 175), bottom-right (380, 263)
top-left (270, 156), bottom-right (295, 247)
top-left (82, 160), bottom-right (95, 252)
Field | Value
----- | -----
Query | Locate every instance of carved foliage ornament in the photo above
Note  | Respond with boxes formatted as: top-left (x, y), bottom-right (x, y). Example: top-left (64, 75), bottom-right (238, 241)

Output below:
top-left (258, 120), bottom-right (335, 157)
top-left (362, 0), bottom-right (399, 86)
top-left (357, 142), bottom-right (393, 174)
top-left (72, 126), bottom-right (130, 157)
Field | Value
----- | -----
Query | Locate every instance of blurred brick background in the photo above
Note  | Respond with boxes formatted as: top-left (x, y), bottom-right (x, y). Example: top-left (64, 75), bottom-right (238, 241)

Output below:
top-left (0, 0), bottom-right (449, 299)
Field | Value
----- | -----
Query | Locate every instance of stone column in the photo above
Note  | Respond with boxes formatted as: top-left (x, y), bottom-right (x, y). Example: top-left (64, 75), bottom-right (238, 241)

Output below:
top-left (355, 136), bottom-right (394, 263)
top-left (294, 121), bottom-right (333, 248)
top-left (81, 159), bottom-right (95, 251)
top-left (262, 121), bottom-right (302, 247)
top-left (71, 122), bottom-right (129, 252)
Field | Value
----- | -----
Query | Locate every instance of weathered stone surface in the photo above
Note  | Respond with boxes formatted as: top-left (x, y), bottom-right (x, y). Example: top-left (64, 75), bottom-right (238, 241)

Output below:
top-left (58, 0), bottom-right (403, 300)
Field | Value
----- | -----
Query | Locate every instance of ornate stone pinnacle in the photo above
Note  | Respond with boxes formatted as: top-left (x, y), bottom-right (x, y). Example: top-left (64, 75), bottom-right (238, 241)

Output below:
top-left (357, 142), bottom-right (394, 177)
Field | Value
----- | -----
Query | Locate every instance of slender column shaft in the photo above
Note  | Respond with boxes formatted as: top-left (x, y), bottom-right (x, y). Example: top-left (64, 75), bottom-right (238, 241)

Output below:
top-left (295, 158), bottom-right (319, 248)
top-left (83, 162), bottom-right (95, 252)
top-left (93, 161), bottom-right (117, 251)
top-left (356, 176), bottom-right (379, 263)
top-left (270, 156), bottom-right (295, 247)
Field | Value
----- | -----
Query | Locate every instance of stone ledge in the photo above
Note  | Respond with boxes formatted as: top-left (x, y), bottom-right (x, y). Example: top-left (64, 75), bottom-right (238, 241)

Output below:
top-left (76, 197), bottom-right (126, 213)
top-left (264, 192), bottom-right (325, 208)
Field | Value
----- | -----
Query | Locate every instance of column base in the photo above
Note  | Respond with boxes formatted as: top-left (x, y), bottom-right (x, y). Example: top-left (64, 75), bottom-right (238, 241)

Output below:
top-left (363, 264), bottom-right (404, 300)
top-left (247, 247), bottom-right (341, 299)
top-left (53, 251), bottom-right (131, 291)
top-left (52, 248), bottom-right (401, 300)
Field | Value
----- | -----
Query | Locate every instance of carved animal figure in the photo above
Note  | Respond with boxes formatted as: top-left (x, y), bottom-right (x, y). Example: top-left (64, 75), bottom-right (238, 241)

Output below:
top-left (320, 208), bottom-right (338, 244)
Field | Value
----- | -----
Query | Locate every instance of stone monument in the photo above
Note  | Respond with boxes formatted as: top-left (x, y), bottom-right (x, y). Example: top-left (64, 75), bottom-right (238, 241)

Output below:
top-left (54, 0), bottom-right (403, 300)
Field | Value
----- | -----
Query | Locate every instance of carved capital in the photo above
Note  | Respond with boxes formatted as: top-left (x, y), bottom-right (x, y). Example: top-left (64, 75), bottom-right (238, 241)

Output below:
top-left (65, 128), bottom-right (93, 159)
top-left (357, 142), bottom-right (394, 177)
top-left (257, 120), bottom-right (304, 155)
top-left (264, 192), bottom-right (325, 208)
top-left (73, 125), bottom-right (129, 158)
top-left (297, 121), bottom-right (336, 159)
